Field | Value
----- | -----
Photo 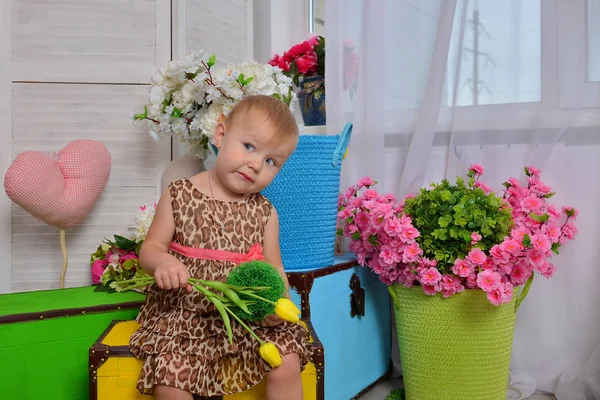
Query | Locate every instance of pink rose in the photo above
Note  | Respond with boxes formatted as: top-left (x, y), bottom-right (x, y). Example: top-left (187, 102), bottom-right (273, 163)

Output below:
top-left (530, 234), bottom-right (551, 252)
top-left (452, 259), bottom-right (474, 278)
top-left (467, 248), bottom-right (487, 266)
top-left (422, 284), bottom-right (440, 296)
top-left (357, 177), bottom-right (375, 188)
top-left (294, 52), bottom-right (318, 74)
top-left (476, 270), bottom-right (502, 292)
top-left (474, 181), bottom-right (492, 194)
top-left (521, 195), bottom-right (544, 212)
top-left (471, 232), bottom-right (482, 244)
top-left (419, 267), bottom-right (442, 286)
top-left (525, 166), bottom-right (541, 176)
top-left (91, 259), bottom-right (108, 284)
top-left (469, 164), bottom-right (484, 175)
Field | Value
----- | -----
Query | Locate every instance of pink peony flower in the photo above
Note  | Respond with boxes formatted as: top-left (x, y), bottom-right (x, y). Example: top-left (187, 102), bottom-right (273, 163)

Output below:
top-left (500, 238), bottom-right (522, 255)
top-left (540, 262), bottom-right (557, 278)
top-left (422, 284), bottom-right (440, 296)
top-left (530, 234), bottom-right (551, 252)
top-left (402, 242), bottom-right (423, 263)
top-left (452, 259), bottom-right (474, 278)
top-left (467, 248), bottom-right (487, 265)
top-left (475, 181), bottom-right (492, 194)
top-left (508, 177), bottom-right (521, 187)
top-left (337, 207), bottom-right (353, 219)
top-left (420, 267), bottom-right (442, 285)
top-left (544, 223), bottom-right (561, 242)
top-left (469, 164), bottom-right (484, 175)
top-left (379, 245), bottom-right (398, 265)
top-left (486, 282), bottom-right (513, 305)
top-left (357, 177), bottom-right (375, 188)
top-left (476, 270), bottom-right (502, 292)
top-left (471, 232), bottom-right (482, 244)
top-left (525, 165), bottom-right (541, 176)
top-left (528, 249), bottom-right (546, 268)
top-left (400, 226), bottom-right (420, 242)
top-left (120, 251), bottom-right (138, 262)
top-left (91, 259), bottom-right (108, 284)
top-left (521, 195), bottom-right (544, 212)
top-left (510, 263), bottom-right (530, 285)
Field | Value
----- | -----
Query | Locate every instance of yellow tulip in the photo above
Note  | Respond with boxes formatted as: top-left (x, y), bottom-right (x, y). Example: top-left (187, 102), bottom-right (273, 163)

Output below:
top-left (260, 343), bottom-right (282, 367)
top-left (274, 298), bottom-right (301, 323)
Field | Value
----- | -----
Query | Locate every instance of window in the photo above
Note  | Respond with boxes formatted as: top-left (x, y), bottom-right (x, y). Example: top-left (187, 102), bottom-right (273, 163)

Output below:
top-left (446, 0), bottom-right (541, 107)
top-left (588, 0), bottom-right (600, 82)
top-left (558, 0), bottom-right (600, 108)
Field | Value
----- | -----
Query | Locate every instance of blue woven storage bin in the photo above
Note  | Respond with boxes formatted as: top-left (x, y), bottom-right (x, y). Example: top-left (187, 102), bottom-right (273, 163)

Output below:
top-left (261, 123), bottom-right (352, 271)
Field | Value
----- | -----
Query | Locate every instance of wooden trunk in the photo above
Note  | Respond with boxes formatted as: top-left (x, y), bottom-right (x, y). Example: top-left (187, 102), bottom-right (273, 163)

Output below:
top-left (89, 320), bottom-right (322, 400)
top-left (0, 287), bottom-right (144, 400)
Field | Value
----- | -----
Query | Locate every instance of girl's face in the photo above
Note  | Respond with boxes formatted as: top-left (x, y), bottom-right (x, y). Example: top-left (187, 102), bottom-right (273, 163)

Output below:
top-left (212, 111), bottom-right (297, 197)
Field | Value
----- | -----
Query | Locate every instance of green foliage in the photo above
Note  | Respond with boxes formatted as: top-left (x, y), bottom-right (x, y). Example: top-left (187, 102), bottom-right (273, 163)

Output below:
top-left (385, 388), bottom-right (405, 400)
top-left (225, 261), bottom-right (285, 322)
top-left (402, 176), bottom-right (513, 272)
top-left (314, 35), bottom-right (326, 77)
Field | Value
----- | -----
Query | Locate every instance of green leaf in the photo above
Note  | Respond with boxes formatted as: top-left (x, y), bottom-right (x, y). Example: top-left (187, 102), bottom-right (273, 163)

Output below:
top-left (352, 232), bottom-right (360, 240)
top-left (93, 284), bottom-right (107, 292)
top-left (133, 105), bottom-right (148, 120)
top-left (524, 166), bottom-right (531, 176)
top-left (114, 235), bottom-right (137, 251)
top-left (438, 215), bottom-right (452, 228)
top-left (368, 235), bottom-right (379, 247)
top-left (171, 107), bottom-right (183, 118)
top-left (523, 234), bottom-right (532, 247)
top-left (207, 53), bottom-right (217, 68)
top-left (529, 212), bottom-right (550, 223)
top-left (122, 259), bottom-right (136, 270)
top-left (336, 228), bottom-right (343, 236)
top-left (551, 242), bottom-right (560, 255)
top-left (244, 76), bottom-right (254, 85)
top-left (543, 192), bottom-right (556, 199)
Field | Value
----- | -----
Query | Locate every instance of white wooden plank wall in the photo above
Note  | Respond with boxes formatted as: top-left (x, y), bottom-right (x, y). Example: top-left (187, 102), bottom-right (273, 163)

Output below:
top-left (184, 0), bottom-right (254, 65)
top-left (8, 0), bottom-right (171, 292)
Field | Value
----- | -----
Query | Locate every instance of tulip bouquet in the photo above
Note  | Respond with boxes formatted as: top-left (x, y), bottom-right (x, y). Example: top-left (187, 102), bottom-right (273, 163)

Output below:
top-left (111, 260), bottom-right (301, 368)
top-left (337, 165), bottom-right (579, 307)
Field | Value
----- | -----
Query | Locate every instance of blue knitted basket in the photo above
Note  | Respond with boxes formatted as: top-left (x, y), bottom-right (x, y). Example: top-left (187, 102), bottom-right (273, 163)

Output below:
top-left (262, 123), bottom-right (352, 270)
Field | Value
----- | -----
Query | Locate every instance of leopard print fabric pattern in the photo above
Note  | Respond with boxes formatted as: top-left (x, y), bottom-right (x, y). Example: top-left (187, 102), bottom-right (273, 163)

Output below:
top-left (130, 178), bottom-right (312, 396)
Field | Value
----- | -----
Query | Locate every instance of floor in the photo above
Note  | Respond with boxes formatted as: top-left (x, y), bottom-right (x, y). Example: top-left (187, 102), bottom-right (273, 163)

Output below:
top-left (357, 376), bottom-right (557, 400)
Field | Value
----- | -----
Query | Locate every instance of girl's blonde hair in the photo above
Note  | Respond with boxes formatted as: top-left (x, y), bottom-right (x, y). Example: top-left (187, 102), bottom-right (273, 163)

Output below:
top-left (225, 95), bottom-right (299, 145)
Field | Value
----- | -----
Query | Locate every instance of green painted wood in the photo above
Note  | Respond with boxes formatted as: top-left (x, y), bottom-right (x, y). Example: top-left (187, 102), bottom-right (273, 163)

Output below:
top-left (0, 286), bottom-right (143, 400)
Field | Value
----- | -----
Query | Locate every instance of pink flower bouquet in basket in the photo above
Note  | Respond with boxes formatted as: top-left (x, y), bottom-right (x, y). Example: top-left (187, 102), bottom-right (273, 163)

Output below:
top-left (337, 166), bottom-right (579, 307)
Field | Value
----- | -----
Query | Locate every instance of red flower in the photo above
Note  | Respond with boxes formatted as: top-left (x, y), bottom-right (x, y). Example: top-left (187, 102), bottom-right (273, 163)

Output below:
top-left (295, 52), bottom-right (318, 74)
top-left (268, 54), bottom-right (290, 71)
top-left (284, 39), bottom-right (315, 59)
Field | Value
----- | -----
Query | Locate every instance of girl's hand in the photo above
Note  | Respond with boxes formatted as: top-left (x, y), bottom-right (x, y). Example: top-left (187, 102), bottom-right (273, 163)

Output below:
top-left (154, 260), bottom-right (193, 293)
top-left (260, 314), bottom-right (284, 327)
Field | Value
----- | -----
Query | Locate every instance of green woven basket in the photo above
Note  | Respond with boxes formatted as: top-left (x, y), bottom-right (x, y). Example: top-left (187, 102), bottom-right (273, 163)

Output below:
top-left (391, 284), bottom-right (517, 400)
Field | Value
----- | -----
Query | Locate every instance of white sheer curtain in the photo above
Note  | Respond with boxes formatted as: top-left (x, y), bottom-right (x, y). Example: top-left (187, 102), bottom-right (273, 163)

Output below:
top-left (326, 1), bottom-right (600, 399)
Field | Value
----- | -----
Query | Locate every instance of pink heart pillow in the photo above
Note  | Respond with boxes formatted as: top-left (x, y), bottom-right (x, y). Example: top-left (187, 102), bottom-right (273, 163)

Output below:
top-left (4, 140), bottom-right (111, 229)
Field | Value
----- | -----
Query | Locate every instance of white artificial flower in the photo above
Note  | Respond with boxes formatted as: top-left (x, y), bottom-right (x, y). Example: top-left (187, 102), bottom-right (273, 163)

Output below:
top-left (128, 204), bottom-right (157, 242)
top-left (134, 52), bottom-right (294, 158)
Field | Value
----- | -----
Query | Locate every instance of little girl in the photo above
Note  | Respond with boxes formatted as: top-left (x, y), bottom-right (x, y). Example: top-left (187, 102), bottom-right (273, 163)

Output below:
top-left (130, 95), bottom-right (312, 400)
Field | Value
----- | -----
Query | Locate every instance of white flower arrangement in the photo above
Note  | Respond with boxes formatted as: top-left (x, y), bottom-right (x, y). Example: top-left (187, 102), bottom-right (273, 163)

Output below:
top-left (133, 51), bottom-right (295, 159)
top-left (128, 204), bottom-right (157, 242)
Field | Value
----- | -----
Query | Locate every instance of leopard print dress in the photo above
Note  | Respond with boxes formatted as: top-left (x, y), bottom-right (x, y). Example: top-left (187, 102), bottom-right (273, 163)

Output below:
top-left (129, 178), bottom-right (312, 396)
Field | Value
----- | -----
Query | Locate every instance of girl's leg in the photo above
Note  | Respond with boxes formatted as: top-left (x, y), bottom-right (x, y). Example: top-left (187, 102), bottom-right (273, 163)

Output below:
top-left (155, 384), bottom-right (194, 400)
top-left (266, 353), bottom-right (303, 400)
